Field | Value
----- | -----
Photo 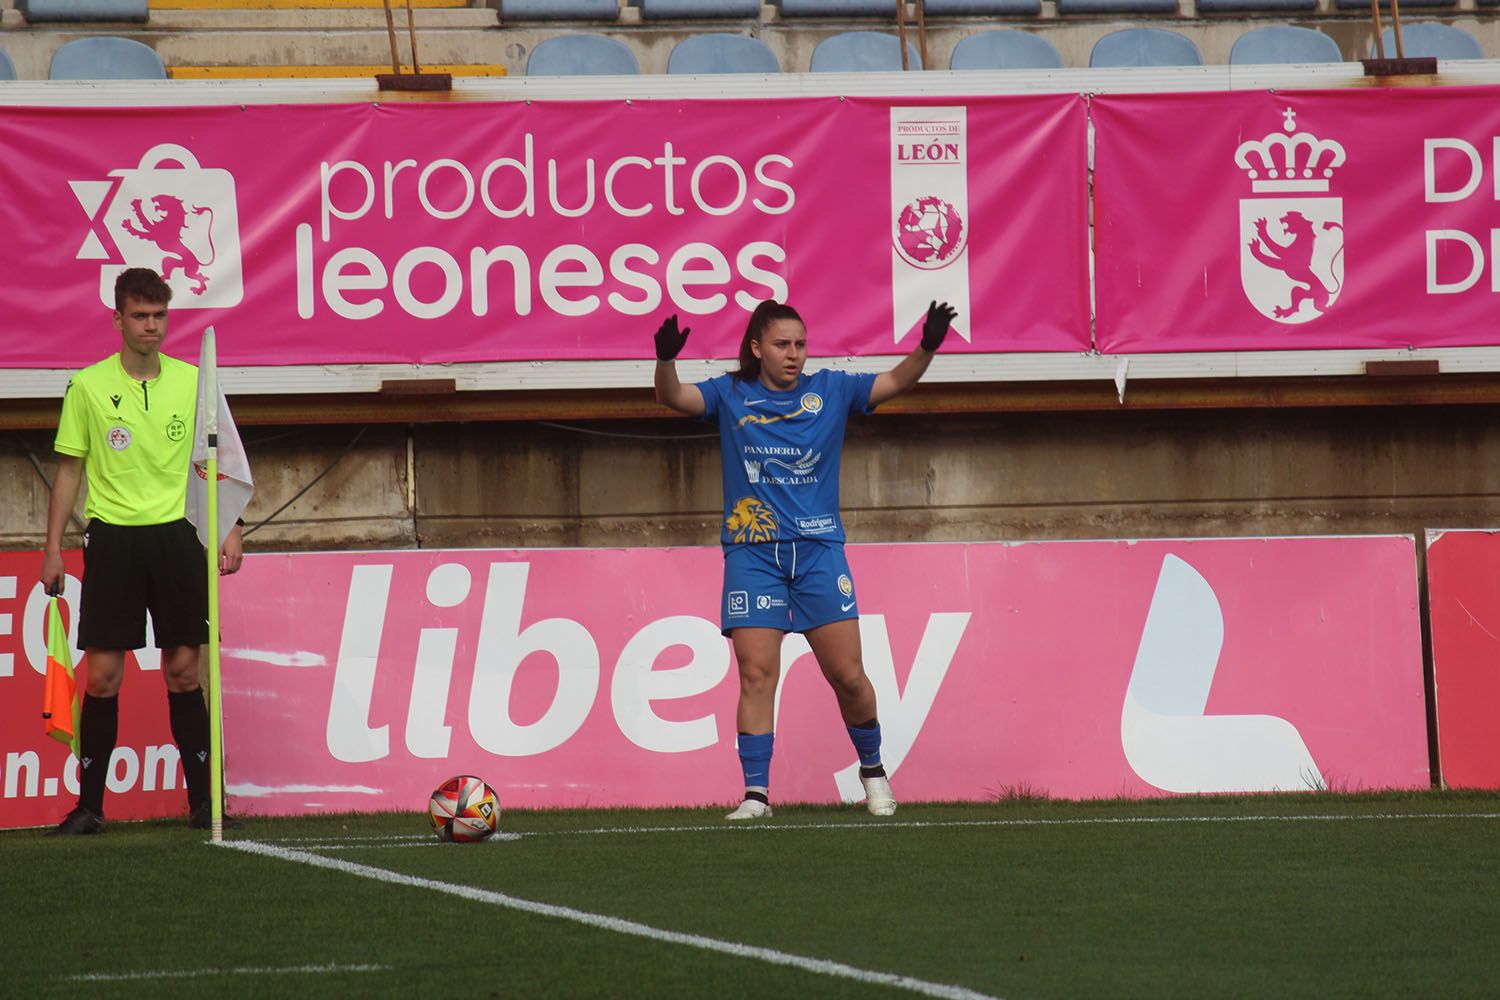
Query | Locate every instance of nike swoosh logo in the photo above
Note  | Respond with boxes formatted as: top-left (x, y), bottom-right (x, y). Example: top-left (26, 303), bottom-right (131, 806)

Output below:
top-left (744, 399), bottom-right (765, 406)
top-left (841, 601), bottom-right (856, 611)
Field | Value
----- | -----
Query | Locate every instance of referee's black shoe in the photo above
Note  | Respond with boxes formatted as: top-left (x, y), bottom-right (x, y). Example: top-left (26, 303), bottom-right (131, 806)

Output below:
top-left (46, 805), bottom-right (106, 836)
top-left (188, 802), bottom-right (245, 831)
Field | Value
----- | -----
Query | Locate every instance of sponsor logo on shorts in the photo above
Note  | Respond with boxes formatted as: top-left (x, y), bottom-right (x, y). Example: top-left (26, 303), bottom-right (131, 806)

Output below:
top-left (838, 574), bottom-right (854, 597)
top-left (841, 601), bottom-right (857, 612)
top-left (107, 425), bottom-right (132, 451)
top-left (728, 591), bottom-right (749, 617)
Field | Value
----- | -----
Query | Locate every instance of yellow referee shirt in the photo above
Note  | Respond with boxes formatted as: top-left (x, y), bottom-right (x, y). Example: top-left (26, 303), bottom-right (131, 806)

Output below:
top-left (54, 353), bottom-right (198, 526)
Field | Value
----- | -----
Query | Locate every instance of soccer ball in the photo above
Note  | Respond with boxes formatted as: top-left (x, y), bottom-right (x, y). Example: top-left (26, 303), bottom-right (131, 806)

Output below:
top-left (428, 775), bottom-right (500, 843)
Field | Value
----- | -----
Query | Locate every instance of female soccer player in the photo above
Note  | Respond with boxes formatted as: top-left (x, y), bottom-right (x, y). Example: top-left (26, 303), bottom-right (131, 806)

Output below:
top-left (653, 299), bottom-right (956, 819)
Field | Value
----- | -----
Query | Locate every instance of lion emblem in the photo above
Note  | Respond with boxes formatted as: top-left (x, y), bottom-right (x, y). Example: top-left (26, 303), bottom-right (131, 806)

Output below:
top-left (726, 497), bottom-right (778, 543)
top-left (1246, 210), bottom-right (1344, 320)
top-left (121, 195), bottom-right (218, 296)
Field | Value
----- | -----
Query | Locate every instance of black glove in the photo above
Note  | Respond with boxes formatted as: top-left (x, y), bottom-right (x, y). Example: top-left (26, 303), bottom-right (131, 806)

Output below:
top-left (921, 301), bottom-right (957, 353)
top-left (654, 314), bottom-right (690, 362)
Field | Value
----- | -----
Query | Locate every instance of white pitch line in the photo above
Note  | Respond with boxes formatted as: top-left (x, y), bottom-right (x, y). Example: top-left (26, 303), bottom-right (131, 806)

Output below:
top-left (66, 963), bottom-right (388, 983)
top-left (222, 838), bottom-right (1000, 1000)
top-left (466, 810), bottom-right (1500, 840)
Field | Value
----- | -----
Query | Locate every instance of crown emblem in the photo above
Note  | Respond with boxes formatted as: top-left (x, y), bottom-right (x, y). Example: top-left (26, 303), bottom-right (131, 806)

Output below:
top-left (1234, 109), bottom-right (1346, 194)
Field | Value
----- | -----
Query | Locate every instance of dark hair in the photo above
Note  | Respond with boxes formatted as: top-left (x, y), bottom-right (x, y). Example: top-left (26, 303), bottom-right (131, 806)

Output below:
top-left (731, 300), bottom-right (803, 382)
top-left (114, 268), bottom-right (172, 313)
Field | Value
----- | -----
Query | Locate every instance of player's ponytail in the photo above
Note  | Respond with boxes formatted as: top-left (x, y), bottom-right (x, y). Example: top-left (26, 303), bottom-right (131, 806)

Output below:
top-left (732, 300), bottom-right (803, 382)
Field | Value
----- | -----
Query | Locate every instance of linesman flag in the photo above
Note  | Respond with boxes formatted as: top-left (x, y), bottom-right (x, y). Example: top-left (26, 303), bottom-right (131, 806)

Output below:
top-left (185, 326), bottom-right (254, 548)
top-left (42, 596), bottom-right (80, 758)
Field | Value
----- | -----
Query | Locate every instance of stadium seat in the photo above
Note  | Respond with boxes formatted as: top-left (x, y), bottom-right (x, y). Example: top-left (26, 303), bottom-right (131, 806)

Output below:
top-left (810, 32), bottom-right (923, 71)
top-left (526, 34), bottom-right (640, 76)
top-left (949, 30), bottom-right (1062, 70)
top-left (641, 0), bottom-right (762, 16)
top-left (49, 37), bottom-right (166, 80)
top-left (782, 0), bottom-right (906, 14)
top-left (667, 34), bottom-right (780, 73)
top-left (1058, 0), bottom-right (1177, 13)
top-left (17, 0), bottom-right (148, 21)
top-left (500, 0), bottom-right (621, 20)
top-left (1372, 23), bottom-right (1484, 59)
top-left (1089, 28), bottom-right (1203, 67)
top-left (0, 49), bottom-right (15, 81)
top-left (924, 0), bottom-right (1042, 11)
top-left (1199, 0), bottom-right (1315, 10)
top-left (1229, 25), bottom-right (1342, 64)
top-left (1336, 0), bottom-right (1457, 8)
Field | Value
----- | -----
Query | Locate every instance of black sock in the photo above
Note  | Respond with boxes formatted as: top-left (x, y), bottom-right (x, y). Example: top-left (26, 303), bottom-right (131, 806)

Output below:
top-left (744, 789), bottom-right (770, 806)
top-left (78, 694), bottom-right (119, 816)
top-left (860, 764), bottom-right (887, 779)
top-left (168, 688), bottom-right (211, 810)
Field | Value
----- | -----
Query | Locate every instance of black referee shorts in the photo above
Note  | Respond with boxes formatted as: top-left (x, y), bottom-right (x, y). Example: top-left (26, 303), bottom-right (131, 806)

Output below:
top-left (78, 518), bottom-right (210, 650)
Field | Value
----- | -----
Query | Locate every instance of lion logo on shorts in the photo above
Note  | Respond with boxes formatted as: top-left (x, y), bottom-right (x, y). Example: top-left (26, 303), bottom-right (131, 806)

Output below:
top-left (726, 497), bottom-right (778, 543)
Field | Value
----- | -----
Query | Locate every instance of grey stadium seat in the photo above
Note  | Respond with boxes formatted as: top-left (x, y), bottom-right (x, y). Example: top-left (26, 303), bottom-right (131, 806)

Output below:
top-left (668, 34), bottom-right (780, 73)
top-left (1090, 28), bottom-right (1203, 67)
top-left (1199, 0), bottom-right (1314, 10)
top-left (49, 37), bottom-right (165, 80)
top-left (1229, 25), bottom-right (1341, 64)
top-left (500, 0), bottom-right (620, 19)
top-left (642, 0), bottom-right (762, 16)
top-left (526, 34), bottom-right (640, 75)
top-left (950, 30), bottom-right (1062, 70)
top-left (1059, 0), bottom-right (1177, 13)
top-left (0, 49), bottom-right (16, 80)
top-left (18, 0), bottom-right (148, 20)
top-left (1373, 23), bottom-right (1484, 59)
top-left (810, 32), bottom-right (923, 71)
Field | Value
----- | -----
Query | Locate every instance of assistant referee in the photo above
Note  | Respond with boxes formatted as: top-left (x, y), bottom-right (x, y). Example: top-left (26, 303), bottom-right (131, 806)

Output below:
top-left (40, 267), bottom-right (245, 836)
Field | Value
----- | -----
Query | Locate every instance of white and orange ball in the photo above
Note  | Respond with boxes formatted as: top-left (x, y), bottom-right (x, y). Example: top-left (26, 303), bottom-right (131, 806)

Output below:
top-left (428, 775), bottom-right (500, 843)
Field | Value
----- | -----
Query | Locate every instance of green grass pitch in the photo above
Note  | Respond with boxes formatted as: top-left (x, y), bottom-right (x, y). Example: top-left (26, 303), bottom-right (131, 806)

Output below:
top-left (6, 792), bottom-right (1500, 999)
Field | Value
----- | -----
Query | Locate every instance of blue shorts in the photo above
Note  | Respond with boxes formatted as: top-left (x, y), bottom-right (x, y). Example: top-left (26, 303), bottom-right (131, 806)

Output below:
top-left (720, 540), bottom-right (858, 635)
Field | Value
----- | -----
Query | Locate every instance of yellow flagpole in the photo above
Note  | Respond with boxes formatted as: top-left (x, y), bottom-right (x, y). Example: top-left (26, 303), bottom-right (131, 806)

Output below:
top-left (203, 327), bottom-right (224, 843)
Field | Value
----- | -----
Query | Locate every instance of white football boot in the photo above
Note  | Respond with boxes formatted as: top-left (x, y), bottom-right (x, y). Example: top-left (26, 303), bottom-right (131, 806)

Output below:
top-left (860, 773), bottom-right (897, 816)
top-left (725, 799), bottom-right (773, 820)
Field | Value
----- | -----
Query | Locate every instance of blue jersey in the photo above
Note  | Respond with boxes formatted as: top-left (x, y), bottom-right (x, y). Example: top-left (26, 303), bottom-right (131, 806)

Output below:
top-left (698, 368), bottom-right (878, 545)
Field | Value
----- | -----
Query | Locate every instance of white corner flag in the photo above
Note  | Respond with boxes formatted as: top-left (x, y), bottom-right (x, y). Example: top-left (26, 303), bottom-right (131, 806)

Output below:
top-left (185, 326), bottom-right (254, 548)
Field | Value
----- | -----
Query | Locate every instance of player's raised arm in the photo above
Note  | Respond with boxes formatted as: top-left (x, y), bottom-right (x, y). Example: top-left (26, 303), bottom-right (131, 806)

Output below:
top-left (653, 314), bottom-right (706, 417)
top-left (870, 300), bottom-right (957, 408)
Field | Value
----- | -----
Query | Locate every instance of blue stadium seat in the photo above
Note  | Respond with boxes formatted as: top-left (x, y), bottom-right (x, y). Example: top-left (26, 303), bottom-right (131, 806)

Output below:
top-left (1336, 0), bottom-right (1456, 8)
top-left (921, 0), bottom-right (1042, 11)
top-left (810, 32), bottom-right (922, 71)
top-left (782, 0), bottom-right (904, 14)
top-left (49, 37), bottom-right (165, 80)
top-left (949, 30), bottom-right (1062, 70)
top-left (526, 34), bottom-right (639, 75)
top-left (642, 0), bottom-right (762, 16)
top-left (18, 0), bottom-right (148, 21)
top-left (1059, 0), bottom-right (1177, 13)
top-left (1229, 25), bottom-right (1341, 64)
top-left (1372, 23), bottom-right (1484, 59)
top-left (500, 0), bottom-right (620, 20)
top-left (1199, 0), bottom-right (1314, 11)
top-left (1089, 28), bottom-right (1203, 67)
top-left (0, 49), bottom-right (15, 81)
top-left (668, 34), bottom-right (780, 73)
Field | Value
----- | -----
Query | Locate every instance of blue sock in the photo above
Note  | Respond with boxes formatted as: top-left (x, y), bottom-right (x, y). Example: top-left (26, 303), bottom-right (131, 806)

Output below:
top-left (737, 731), bottom-right (774, 791)
top-left (846, 719), bottom-right (882, 768)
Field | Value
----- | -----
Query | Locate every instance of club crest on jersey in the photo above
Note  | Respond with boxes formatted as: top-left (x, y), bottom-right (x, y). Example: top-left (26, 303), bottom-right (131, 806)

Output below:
top-left (107, 426), bottom-right (132, 451)
top-left (726, 496), bottom-right (778, 543)
top-left (1236, 109), bottom-right (1346, 325)
top-left (800, 392), bottom-right (823, 414)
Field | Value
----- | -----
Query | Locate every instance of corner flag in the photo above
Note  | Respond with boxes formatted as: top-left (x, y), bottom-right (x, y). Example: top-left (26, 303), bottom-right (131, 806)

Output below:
top-left (185, 327), bottom-right (254, 548)
top-left (42, 596), bottom-right (80, 758)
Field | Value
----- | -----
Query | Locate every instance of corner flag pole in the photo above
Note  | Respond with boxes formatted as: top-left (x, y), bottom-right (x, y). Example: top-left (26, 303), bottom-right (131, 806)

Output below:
top-left (202, 326), bottom-right (225, 843)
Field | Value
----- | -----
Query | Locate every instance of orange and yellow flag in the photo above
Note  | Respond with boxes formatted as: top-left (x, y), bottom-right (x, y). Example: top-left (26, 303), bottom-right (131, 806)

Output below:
top-left (42, 596), bottom-right (80, 758)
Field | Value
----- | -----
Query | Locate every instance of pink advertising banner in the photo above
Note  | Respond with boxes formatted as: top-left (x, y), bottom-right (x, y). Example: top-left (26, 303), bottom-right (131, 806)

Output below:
top-left (1424, 529), bottom-right (1500, 789)
top-left (0, 537), bottom-right (1427, 829)
top-left (1094, 87), bottom-right (1500, 353)
top-left (0, 96), bottom-right (1089, 369)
